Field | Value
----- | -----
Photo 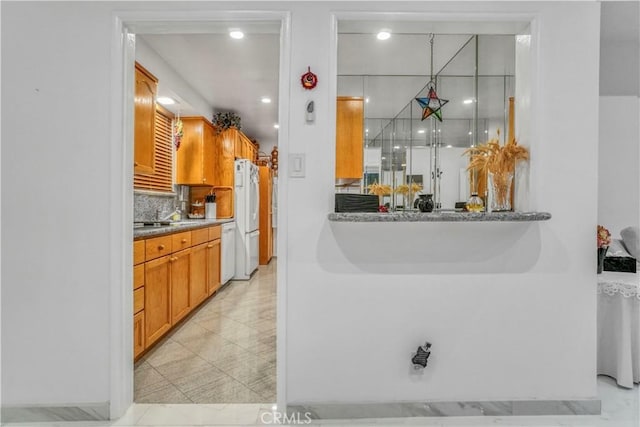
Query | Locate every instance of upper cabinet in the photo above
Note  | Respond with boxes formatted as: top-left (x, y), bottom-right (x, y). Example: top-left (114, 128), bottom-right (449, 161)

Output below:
top-left (176, 117), bottom-right (216, 186)
top-left (214, 128), bottom-right (237, 188)
top-left (335, 97), bottom-right (364, 179)
top-left (134, 63), bottom-right (158, 175)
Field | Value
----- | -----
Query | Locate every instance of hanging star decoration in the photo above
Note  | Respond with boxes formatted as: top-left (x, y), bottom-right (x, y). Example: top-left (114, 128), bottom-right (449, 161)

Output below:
top-left (415, 84), bottom-right (449, 122)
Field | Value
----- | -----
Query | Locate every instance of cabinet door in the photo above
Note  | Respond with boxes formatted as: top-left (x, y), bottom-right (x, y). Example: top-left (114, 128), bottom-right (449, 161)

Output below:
top-left (335, 97), bottom-right (364, 179)
top-left (190, 243), bottom-right (208, 307)
top-left (145, 255), bottom-right (171, 346)
top-left (202, 121), bottom-right (215, 185)
top-left (176, 118), bottom-right (204, 185)
top-left (134, 65), bottom-right (157, 175)
top-left (207, 239), bottom-right (221, 295)
top-left (134, 311), bottom-right (145, 359)
top-left (170, 248), bottom-right (191, 324)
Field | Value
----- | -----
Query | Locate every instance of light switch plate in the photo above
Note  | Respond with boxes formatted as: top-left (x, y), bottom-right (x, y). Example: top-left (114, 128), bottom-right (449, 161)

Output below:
top-left (289, 153), bottom-right (305, 178)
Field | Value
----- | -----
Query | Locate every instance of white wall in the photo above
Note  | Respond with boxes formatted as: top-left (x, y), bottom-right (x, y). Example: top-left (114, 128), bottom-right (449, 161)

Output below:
top-left (1, 0), bottom-right (600, 412)
top-left (598, 97), bottom-right (640, 237)
top-left (135, 37), bottom-right (213, 118)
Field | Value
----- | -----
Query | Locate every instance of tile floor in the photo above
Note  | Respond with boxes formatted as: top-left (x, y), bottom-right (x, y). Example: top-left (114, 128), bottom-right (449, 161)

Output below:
top-left (3, 377), bottom-right (637, 426)
top-left (134, 261), bottom-right (276, 404)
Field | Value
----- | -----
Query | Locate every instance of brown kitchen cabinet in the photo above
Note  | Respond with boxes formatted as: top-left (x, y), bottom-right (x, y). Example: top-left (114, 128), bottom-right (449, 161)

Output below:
top-left (190, 242), bottom-right (209, 307)
top-left (133, 223), bottom-right (223, 360)
top-left (207, 236), bottom-right (221, 295)
top-left (175, 116), bottom-right (216, 186)
top-left (259, 165), bottom-right (273, 265)
top-left (144, 255), bottom-right (172, 347)
top-left (133, 311), bottom-right (145, 359)
top-left (170, 248), bottom-right (191, 324)
top-left (335, 96), bottom-right (364, 179)
top-left (134, 63), bottom-right (158, 175)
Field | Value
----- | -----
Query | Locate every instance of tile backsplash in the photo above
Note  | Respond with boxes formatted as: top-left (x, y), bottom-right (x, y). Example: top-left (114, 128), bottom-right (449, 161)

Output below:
top-left (134, 186), bottom-right (189, 221)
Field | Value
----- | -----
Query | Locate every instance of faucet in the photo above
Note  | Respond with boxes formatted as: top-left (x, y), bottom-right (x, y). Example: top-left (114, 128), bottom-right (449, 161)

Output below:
top-left (156, 207), bottom-right (182, 221)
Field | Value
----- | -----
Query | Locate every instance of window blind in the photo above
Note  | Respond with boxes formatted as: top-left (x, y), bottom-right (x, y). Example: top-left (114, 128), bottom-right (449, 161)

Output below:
top-left (134, 105), bottom-right (174, 193)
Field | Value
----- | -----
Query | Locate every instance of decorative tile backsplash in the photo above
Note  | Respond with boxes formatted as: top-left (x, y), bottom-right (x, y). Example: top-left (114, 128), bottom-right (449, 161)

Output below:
top-left (134, 186), bottom-right (189, 221)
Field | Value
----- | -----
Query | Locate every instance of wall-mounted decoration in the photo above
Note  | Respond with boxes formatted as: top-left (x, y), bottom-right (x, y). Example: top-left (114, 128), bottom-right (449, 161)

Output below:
top-left (173, 117), bottom-right (183, 150)
top-left (415, 34), bottom-right (448, 122)
top-left (412, 342), bottom-right (432, 369)
top-left (301, 67), bottom-right (318, 90)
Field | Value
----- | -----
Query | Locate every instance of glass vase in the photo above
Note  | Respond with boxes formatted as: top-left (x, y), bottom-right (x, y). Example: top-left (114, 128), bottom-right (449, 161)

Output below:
top-left (488, 171), bottom-right (514, 212)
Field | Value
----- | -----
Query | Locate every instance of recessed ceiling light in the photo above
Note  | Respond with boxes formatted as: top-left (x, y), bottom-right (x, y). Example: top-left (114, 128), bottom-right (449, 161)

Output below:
top-left (463, 99), bottom-right (474, 104)
top-left (365, 129), bottom-right (369, 133)
top-left (417, 129), bottom-right (425, 134)
top-left (468, 131), bottom-right (473, 135)
top-left (261, 97), bottom-right (272, 104)
top-left (157, 96), bottom-right (175, 105)
top-left (273, 124), bottom-right (279, 129)
top-left (229, 30), bottom-right (244, 39)
top-left (377, 31), bottom-right (391, 40)
top-left (393, 145), bottom-right (400, 149)
top-left (365, 98), bottom-right (370, 103)
top-left (381, 156), bottom-right (386, 160)
top-left (484, 130), bottom-right (488, 133)
top-left (446, 145), bottom-right (453, 148)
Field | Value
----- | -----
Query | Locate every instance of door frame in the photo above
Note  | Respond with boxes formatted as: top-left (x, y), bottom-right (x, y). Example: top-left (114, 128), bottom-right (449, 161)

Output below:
top-left (109, 9), bottom-right (291, 418)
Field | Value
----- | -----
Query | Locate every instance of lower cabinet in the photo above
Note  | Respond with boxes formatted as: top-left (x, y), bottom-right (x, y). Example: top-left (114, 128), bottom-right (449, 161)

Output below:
top-left (145, 255), bottom-right (172, 347)
top-left (133, 311), bottom-right (145, 358)
top-left (190, 242), bottom-right (209, 307)
top-left (134, 225), bottom-right (222, 360)
top-left (207, 238), bottom-right (221, 295)
top-left (170, 248), bottom-right (191, 324)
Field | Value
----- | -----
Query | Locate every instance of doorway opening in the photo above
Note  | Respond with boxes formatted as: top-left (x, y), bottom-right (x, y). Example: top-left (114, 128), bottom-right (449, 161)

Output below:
top-left (124, 16), bottom-right (285, 406)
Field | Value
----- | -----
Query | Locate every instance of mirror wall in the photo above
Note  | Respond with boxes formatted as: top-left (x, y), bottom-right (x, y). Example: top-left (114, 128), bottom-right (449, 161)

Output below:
top-left (337, 28), bottom-right (515, 211)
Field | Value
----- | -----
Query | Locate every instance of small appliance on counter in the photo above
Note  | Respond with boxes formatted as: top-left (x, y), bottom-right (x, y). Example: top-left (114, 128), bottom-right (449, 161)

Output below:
top-left (205, 193), bottom-right (217, 219)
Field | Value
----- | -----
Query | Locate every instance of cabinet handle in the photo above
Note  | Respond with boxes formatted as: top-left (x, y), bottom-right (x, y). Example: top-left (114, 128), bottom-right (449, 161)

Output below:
top-left (170, 257), bottom-right (177, 262)
top-left (134, 161), bottom-right (139, 166)
top-left (181, 238), bottom-right (187, 243)
top-left (207, 244), bottom-right (213, 248)
top-left (158, 244), bottom-right (165, 250)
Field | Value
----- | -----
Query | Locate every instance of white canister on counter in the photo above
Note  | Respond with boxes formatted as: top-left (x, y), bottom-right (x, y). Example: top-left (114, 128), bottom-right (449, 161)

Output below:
top-left (205, 202), bottom-right (216, 219)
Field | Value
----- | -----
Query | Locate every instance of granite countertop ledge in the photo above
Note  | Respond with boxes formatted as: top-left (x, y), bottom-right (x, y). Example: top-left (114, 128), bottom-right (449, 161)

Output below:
top-left (328, 211), bottom-right (552, 222)
top-left (134, 218), bottom-right (234, 239)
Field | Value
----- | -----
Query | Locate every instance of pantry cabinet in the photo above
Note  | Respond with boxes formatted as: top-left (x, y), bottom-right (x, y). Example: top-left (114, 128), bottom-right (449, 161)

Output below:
top-left (134, 63), bottom-right (158, 175)
top-left (176, 116), bottom-right (216, 186)
top-left (335, 97), bottom-right (364, 179)
top-left (259, 165), bottom-right (273, 265)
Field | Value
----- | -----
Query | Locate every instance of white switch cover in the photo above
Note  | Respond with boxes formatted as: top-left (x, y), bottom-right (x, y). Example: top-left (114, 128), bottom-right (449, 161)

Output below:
top-left (289, 153), bottom-right (305, 178)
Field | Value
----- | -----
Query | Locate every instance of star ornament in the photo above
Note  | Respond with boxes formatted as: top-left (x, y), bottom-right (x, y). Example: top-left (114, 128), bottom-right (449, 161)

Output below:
top-left (415, 86), bottom-right (449, 122)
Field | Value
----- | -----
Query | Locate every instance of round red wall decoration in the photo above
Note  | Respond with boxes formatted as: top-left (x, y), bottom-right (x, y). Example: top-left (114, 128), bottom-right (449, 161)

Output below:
top-left (301, 67), bottom-right (318, 90)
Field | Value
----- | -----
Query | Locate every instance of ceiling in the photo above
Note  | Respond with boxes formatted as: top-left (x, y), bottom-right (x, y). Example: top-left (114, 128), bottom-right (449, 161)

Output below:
top-left (134, 7), bottom-right (636, 152)
top-left (138, 23), bottom-right (280, 150)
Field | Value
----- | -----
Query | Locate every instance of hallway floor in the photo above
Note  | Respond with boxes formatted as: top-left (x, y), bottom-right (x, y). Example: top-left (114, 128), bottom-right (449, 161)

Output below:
top-left (134, 261), bottom-right (276, 404)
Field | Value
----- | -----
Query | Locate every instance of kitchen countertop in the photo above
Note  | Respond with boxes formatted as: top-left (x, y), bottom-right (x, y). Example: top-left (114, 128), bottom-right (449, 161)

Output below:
top-left (134, 218), bottom-right (234, 239)
top-left (327, 211), bottom-right (552, 222)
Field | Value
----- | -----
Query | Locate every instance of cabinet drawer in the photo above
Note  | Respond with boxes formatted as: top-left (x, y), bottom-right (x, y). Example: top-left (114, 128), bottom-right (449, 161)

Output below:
top-left (172, 231), bottom-right (192, 251)
top-left (192, 227), bottom-right (209, 246)
top-left (145, 235), bottom-right (172, 261)
top-left (133, 264), bottom-right (145, 290)
top-left (134, 240), bottom-right (145, 265)
top-left (134, 287), bottom-right (144, 314)
top-left (208, 225), bottom-right (221, 241)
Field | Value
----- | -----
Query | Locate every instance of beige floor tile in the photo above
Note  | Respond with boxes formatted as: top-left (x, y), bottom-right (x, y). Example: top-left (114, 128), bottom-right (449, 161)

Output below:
top-left (134, 364), bottom-right (167, 390)
top-left (136, 379), bottom-right (191, 404)
top-left (144, 340), bottom-right (197, 369)
top-left (170, 365), bottom-right (229, 395)
top-left (184, 376), bottom-right (267, 404)
top-left (217, 353), bottom-right (276, 387)
top-left (153, 353), bottom-right (214, 383)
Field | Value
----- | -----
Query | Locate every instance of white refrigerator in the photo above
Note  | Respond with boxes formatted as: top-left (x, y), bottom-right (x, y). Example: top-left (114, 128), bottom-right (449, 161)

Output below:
top-left (234, 159), bottom-right (260, 280)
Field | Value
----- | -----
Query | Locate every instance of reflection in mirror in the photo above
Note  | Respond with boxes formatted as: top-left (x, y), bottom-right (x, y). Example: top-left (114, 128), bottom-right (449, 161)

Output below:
top-left (336, 25), bottom-right (516, 212)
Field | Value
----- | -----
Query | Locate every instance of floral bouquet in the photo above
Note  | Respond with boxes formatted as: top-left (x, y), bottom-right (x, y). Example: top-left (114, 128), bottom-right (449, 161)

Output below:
top-left (212, 112), bottom-right (242, 133)
top-left (597, 225), bottom-right (611, 248)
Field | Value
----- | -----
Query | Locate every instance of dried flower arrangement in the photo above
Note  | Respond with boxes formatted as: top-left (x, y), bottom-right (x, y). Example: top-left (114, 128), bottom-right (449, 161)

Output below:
top-left (367, 182), bottom-right (392, 197)
top-left (212, 112), bottom-right (241, 134)
top-left (395, 182), bottom-right (423, 196)
top-left (464, 129), bottom-right (529, 209)
top-left (597, 225), bottom-right (611, 248)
